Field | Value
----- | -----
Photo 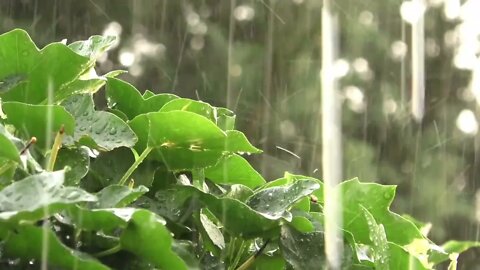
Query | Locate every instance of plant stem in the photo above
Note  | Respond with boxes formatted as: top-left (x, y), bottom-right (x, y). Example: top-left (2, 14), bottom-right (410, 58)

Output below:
top-left (118, 146), bottom-right (153, 185)
top-left (47, 126), bottom-right (64, 171)
top-left (93, 244), bottom-right (121, 257)
top-left (235, 239), bottom-right (270, 270)
top-left (192, 168), bottom-right (205, 190)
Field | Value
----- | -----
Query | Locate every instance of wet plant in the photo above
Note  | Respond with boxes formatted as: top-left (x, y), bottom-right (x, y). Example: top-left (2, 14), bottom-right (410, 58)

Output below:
top-left (0, 29), bottom-right (478, 269)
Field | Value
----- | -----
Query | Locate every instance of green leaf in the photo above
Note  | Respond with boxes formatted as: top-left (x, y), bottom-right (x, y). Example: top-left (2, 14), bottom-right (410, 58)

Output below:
top-left (252, 255), bottom-right (286, 270)
top-left (279, 224), bottom-right (326, 269)
top-left (429, 240), bottom-right (480, 265)
top-left (216, 107), bottom-right (236, 131)
top-left (200, 209), bottom-right (225, 249)
top-left (120, 210), bottom-right (188, 270)
top-left (388, 242), bottom-right (428, 270)
top-left (0, 124), bottom-right (20, 163)
top-left (246, 179), bottom-right (320, 221)
top-left (0, 224), bottom-right (109, 270)
top-left (0, 171), bottom-right (96, 223)
top-left (68, 35), bottom-right (116, 60)
top-left (130, 111), bottom-right (260, 170)
top-left (361, 206), bottom-right (389, 270)
top-left (62, 94), bottom-right (137, 151)
top-left (158, 185), bottom-right (278, 238)
top-left (86, 147), bottom-right (157, 188)
top-left (106, 77), bottom-right (178, 119)
top-left (0, 29), bottom-right (90, 104)
top-left (205, 154), bottom-right (265, 189)
top-left (339, 179), bottom-right (424, 246)
top-left (160, 98), bottom-right (216, 123)
top-left (2, 102), bottom-right (75, 148)
top-left (54, 146), bottom-right (90, 185)
top-left (65, 206), bottom-right (143, 233)
top-left (93, 185), bottom-right (149, 208)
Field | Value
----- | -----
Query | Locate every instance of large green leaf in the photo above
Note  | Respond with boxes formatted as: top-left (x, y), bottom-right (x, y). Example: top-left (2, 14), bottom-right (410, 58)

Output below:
top-left (62, 94), bottom-right (137, 151)
top-left (130, 111), bottom-right (260, 170)
top-left (0, 224), bottom-right (109, 270)
top-left (120, 210), bottom-right (188, 270)
top-left (65, 206), bottom-right (139, 232)
top-left (0, 171), bottom-right (96, 223)
top-left (0, 29), bottom-right (90, 104)
top-left (339, 179), bottom-right (424, 246)
top-left (246, 179), bottom-right (320, 221)
top-left (204, 154), bottom-right (265, 189)
top-left (106, 77), bottom-right (178, 119)
top-left (2, 102), bottom-right (75, 148)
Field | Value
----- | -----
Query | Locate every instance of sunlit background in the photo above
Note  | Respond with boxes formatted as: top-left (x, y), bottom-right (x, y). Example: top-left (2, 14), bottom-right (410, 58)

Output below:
top-left (1, 0), bottom-right (479, 267)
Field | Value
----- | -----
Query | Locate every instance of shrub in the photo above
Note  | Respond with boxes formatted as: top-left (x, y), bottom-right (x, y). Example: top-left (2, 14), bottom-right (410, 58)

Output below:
top-left (0, 29), bottom-right (478, 269)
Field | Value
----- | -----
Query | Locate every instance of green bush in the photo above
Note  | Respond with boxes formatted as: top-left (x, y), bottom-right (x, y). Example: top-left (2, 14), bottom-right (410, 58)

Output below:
top-left (0, 29), bottom-right (477, 269)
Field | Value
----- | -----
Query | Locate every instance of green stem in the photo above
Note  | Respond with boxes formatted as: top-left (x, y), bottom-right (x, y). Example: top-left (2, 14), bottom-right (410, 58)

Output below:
top-left (47, 126), bottom-right (64, 171)
top-left (118, 146), bottom-right (153, 185)
top-left (192, 168), bottom-right (205, 190)
top-left (235, 239), bottom-right (270, 270)
top-left (93, 244), bottom-right (121, 257)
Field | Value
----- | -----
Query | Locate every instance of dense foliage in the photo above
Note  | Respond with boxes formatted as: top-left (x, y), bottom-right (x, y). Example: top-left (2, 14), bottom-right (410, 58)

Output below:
top-left (0, 29), bottom-right (478, 269)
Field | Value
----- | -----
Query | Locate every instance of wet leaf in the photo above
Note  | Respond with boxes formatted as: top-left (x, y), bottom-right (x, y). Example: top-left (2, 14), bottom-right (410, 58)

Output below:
top-left (68, 35), bottom-right (117, 60)
top-left (0, 124), bottom-right (20, 163)
top-left (93, 185), bottom-right (149, 208)
top-left (62, 94), bottom-right (137, 151)
top-left (120, 210), bottom-right (188, 270)
top-left (0, 29), bottom-right (90, 104)
top-left (65, 206), bottom-right (139, 232)
top-left (200, 209), bottom-right (225, 249)
top-left (106, 77), bottom-right (178, 119)
top-left (2, 102), bottom-right (75, 148)
top-left (429, 240), bottom-right (480, 265)
top-left (246, 179), bottom-right (320, 221)
top-left (205, 154), bottom-right (265, 189)
top-left (54, 146), bottom-right (90, 185)
top-left (361, 206), bottom-right (389, 270)
top-left (0, 171), bottom-right (96, 223)
top-left (279, 224), bottom-right (326, 269)
top-left (339, 179), bottom-right (424, 246)
top-left (130, 111), bottom-right (260, 170)
top-left (160, 98), bottom-right (216, 123)
top-left (0, 223), bottom-right (109, 270)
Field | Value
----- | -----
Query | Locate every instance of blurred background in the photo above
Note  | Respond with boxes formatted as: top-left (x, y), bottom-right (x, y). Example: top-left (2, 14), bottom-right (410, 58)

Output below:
top-left (1, 0), bottom-right (479, 267)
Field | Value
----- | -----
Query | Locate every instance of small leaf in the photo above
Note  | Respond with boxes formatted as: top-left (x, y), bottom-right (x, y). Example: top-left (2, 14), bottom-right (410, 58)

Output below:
top-left (106, 77), bottom-right (178, 119)
top-left (246, 179), bottom-right (320, 221)
top-left (205, 154), bottom-right (265, 189)
top-left (0, 224), bottom-right (109, 270)
top-left (160, 98), bottom-right (216, 123)
top-left (279, 225), bottom-right (326, 269)
top-left (200, 209), bottom-right (225, 249)
top-left (68, 35), bottom-right (116, 60)
top-left (54, 146), bottom-right (90, 185)
top-left (361, 206), bottom-right (389, 270)
top-left (0, 171), bottom-right (96, 223)
top-left (62, 94), bottom-right (137, 151)
top-left (120, 210), bottom-right (188, 270)
top-left (65, 206), bottom-right (139, 232)
top-left (93, 185), bottom-right (149, 208)
top-left (0, 124), bottom-right (20, 163)
top-left (2, 102), bottom-right (75, 148)
top-left (429, 240), bottom-right (480, 265)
